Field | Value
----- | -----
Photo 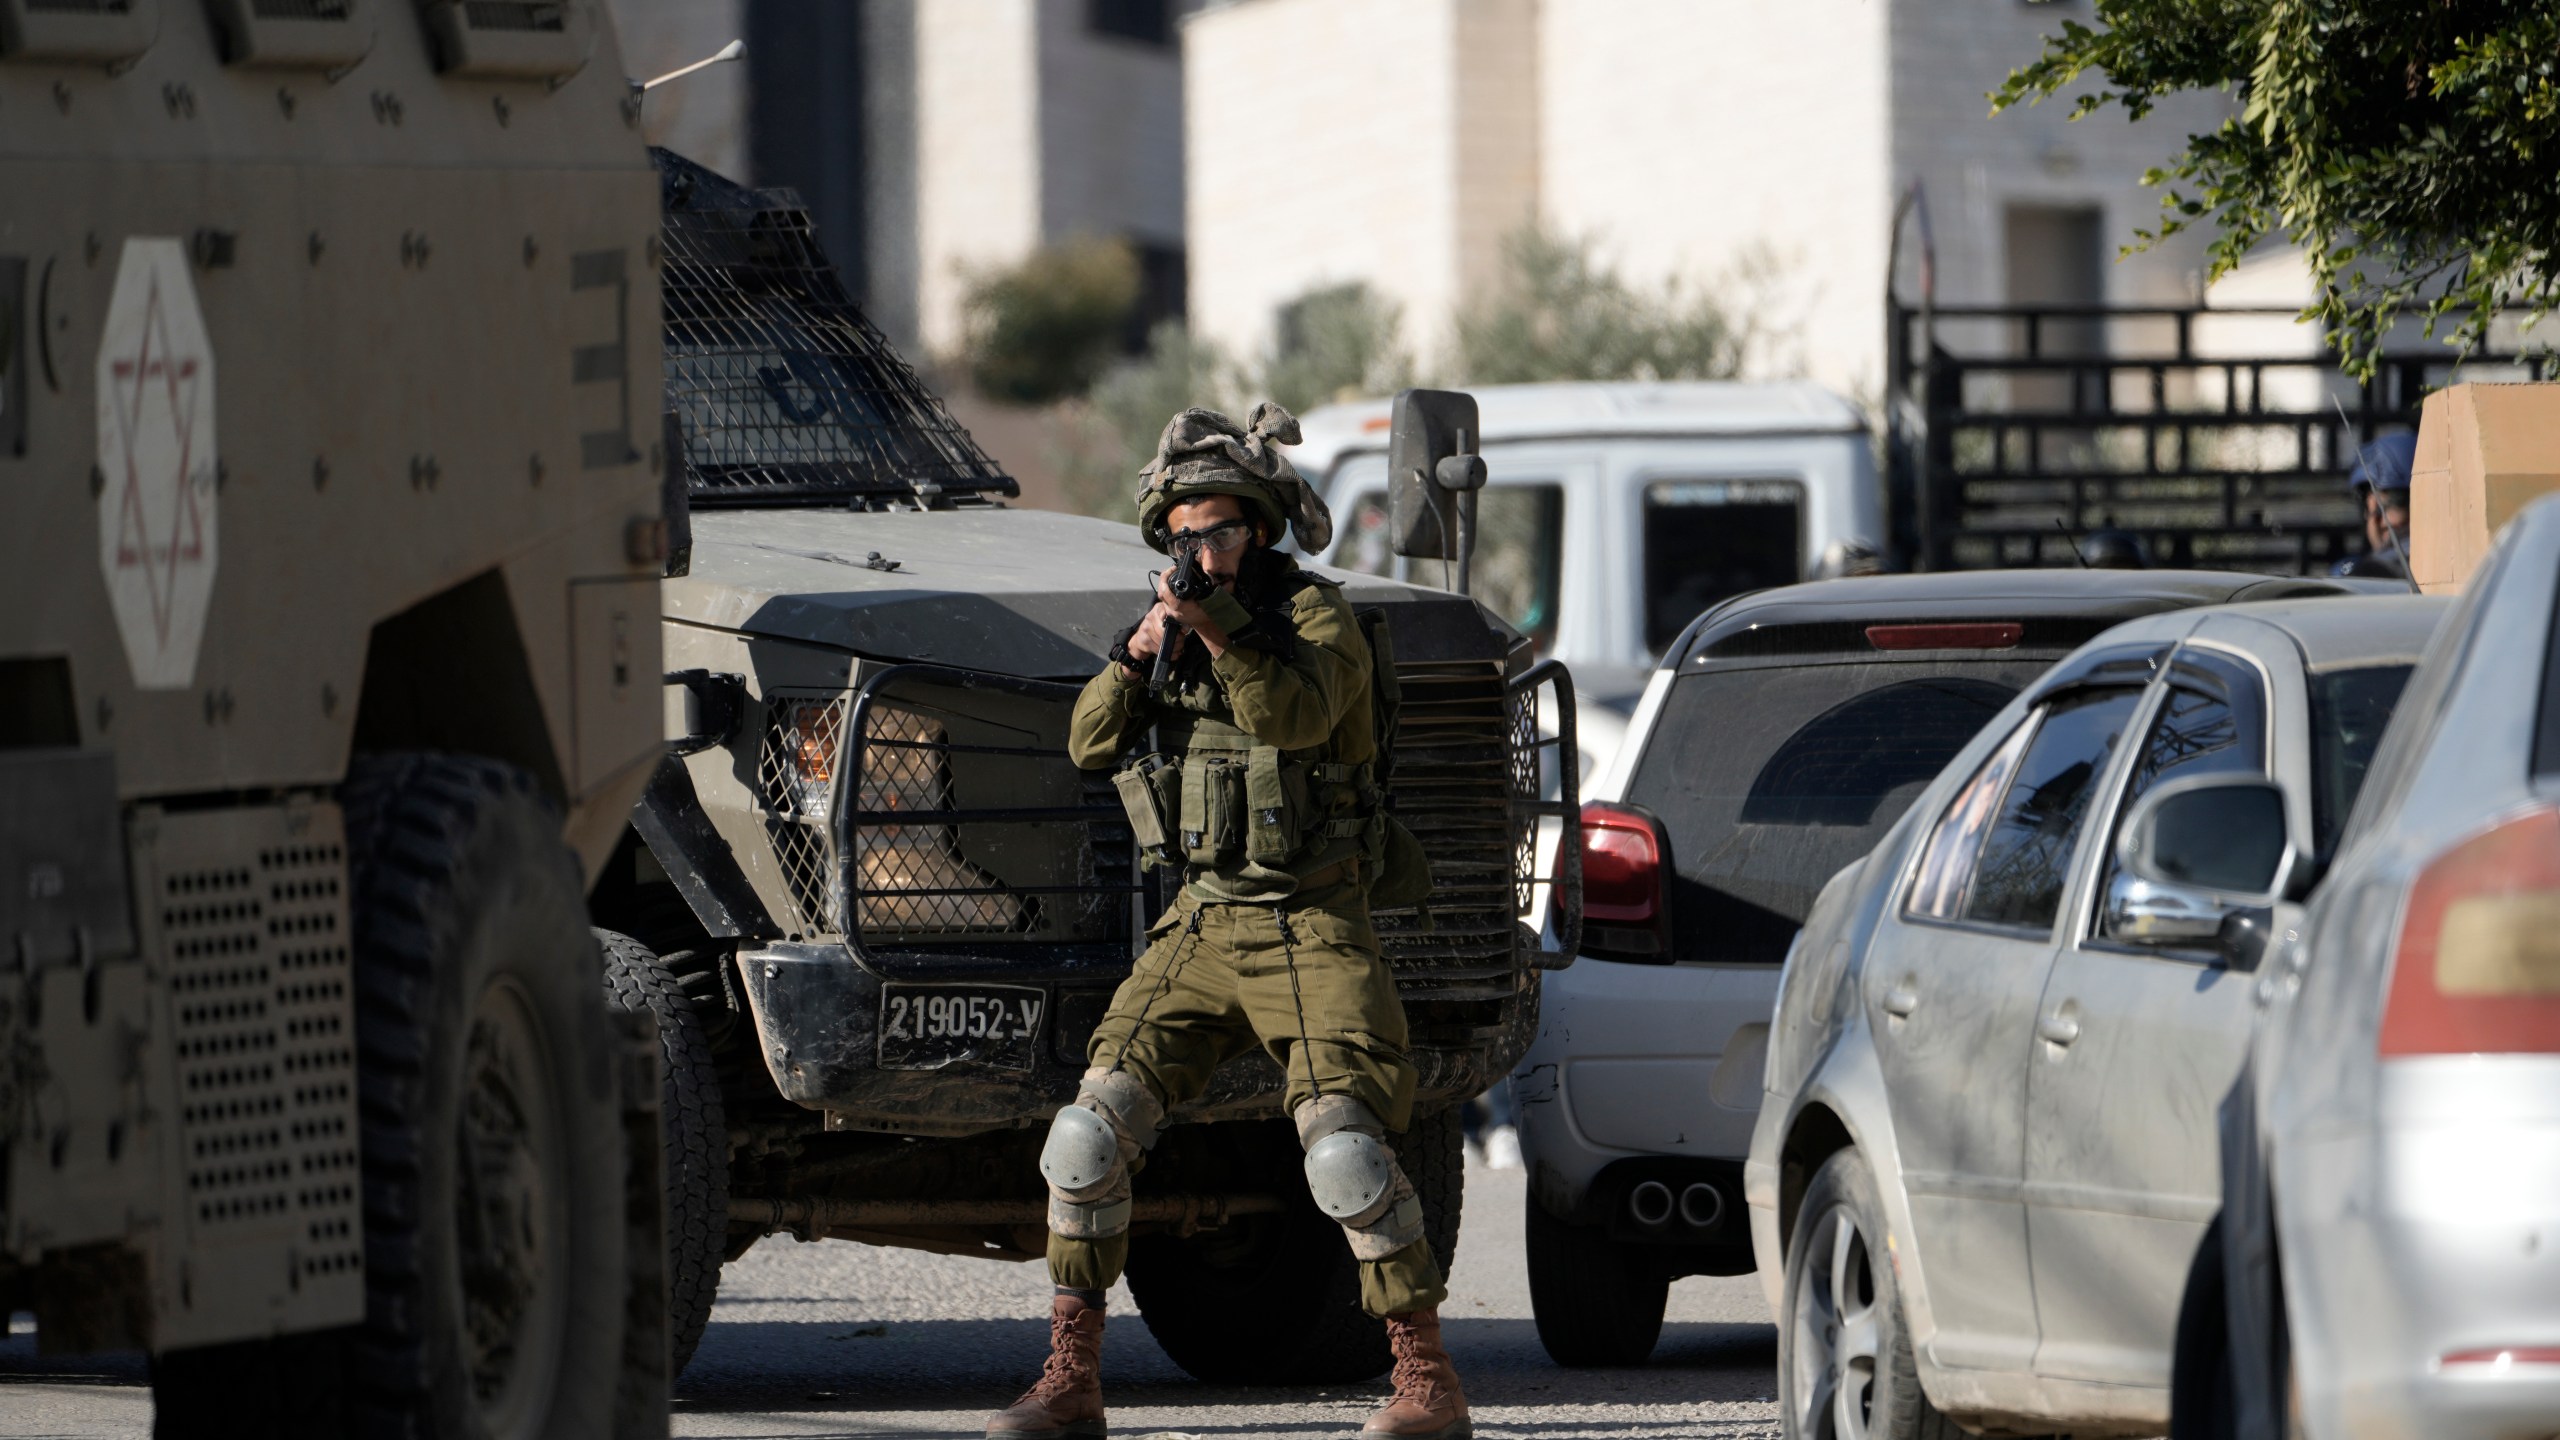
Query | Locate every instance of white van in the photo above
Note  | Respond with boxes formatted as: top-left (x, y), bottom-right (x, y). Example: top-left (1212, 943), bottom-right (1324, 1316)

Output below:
top-left (1297, 381), bottom-right (1879, 765)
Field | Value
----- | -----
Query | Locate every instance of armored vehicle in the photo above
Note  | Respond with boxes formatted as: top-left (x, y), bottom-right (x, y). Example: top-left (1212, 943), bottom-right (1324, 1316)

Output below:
top-left (590, 152), bottom-right (1582, 1383)
top-left (1, 4), bottom-right (670, 1436)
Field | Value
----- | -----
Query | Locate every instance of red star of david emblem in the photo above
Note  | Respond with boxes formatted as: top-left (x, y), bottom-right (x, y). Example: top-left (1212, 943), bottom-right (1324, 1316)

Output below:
top-left (108, 270), bottom-right (209, 647)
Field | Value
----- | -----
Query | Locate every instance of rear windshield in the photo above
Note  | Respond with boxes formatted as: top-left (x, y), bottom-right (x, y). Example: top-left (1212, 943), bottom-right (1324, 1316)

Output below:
top-left (1643, 479), bottom-right (1803, 654)
top-left (2311, 664), bottom-right (2416, 852)
top-left (1623, 658), bottom-right (2055, 962)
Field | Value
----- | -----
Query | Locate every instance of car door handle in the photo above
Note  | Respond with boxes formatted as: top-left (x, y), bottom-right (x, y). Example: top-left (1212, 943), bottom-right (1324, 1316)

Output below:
top-left (2037, 1009), bottom-right (2081, 1046)
top-left (1882, 984), bottom-right (1919, 1018)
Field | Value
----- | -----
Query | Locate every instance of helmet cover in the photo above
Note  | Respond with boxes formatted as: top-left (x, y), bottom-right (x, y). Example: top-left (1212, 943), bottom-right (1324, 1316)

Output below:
top-left (1133, 402), bottom-right (1334, 555)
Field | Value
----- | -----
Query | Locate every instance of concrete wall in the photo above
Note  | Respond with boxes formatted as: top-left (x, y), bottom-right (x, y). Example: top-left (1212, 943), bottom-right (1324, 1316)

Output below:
top-left (913, 1), bottom-right (1044, 358)
top-left (1887, 0), bottom-right (2227, 312)
top-left (1536, 0), bottom-right (1889, 398)
top-left (1038, 2), bottom-right (1188, 248)
top-left (1185, 0), bottom-right (1535, 369)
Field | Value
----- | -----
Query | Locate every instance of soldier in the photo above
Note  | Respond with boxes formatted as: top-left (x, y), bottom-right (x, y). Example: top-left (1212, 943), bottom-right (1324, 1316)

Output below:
top-left (985, 403), bottom-right (1468, 1440)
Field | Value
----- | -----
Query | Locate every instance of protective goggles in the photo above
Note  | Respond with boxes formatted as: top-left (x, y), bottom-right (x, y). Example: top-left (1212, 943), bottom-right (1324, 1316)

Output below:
top-left (1167, 519), bottom-right (1253, 560)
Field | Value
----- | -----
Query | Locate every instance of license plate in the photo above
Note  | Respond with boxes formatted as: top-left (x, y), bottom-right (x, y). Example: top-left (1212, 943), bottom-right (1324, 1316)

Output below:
top-left (877, 984), bottom-right (1046, 1071)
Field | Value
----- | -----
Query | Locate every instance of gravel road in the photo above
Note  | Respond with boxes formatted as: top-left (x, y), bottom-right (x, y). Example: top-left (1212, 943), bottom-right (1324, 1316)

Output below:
top-left (0, 1158), bottom-right (1783, 1439)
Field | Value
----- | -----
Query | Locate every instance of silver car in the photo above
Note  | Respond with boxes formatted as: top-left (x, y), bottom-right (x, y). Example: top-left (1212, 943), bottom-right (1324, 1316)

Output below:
top-left (1746, 594), bottom-right (2446, 1439)
top-left (2181, 495), bottom-right (2560, 1440)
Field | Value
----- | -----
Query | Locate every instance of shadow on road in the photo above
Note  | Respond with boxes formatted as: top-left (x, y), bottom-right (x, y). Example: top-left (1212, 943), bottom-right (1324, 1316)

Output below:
top-left (677, 1313), bottom-right (1777, 1416)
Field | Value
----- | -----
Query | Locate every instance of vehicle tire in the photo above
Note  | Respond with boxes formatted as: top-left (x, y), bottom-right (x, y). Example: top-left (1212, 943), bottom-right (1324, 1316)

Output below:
top-left (346, 755), bottom-right (629, 1440)
top-left (152, 756), bottom-right (629, 1440)
top-left (2170, 1218), bottom-right (2237, 1440)
top-left (1526, 1201), bottom-right (1668, 1367)
top-left (1777, 1148), bottom-right (1964, 1440)
top-left (1126, 1105), bottom-right (1466, 1385)
top-left (597, 929), bottom-right (728, 1376)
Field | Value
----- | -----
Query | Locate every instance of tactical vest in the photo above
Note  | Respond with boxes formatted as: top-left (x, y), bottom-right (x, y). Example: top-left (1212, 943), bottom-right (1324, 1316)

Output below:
top-left (1108, 587), bottom-right (1432, 908)
top-left (1114, 714), bottom-right (1377, 872)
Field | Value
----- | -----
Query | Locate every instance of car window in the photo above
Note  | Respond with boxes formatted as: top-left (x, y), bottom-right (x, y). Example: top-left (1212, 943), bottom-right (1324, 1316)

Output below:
top-left (1339, 491), bottom-right (1396, 577)
top-left (1643, 479), bottom-right (1803, 655)
top-left (1908, 716), bottom-right (2036, 921)
top-left (2311, 664), bottom-right (2415, 852)
top-left (1335, 486), bottom-right (1565, 650)
top-left (2094, 681), bottom-right (2268, 909)
top-left (1622, 661), bottom-right (2045, 963)
top-left (1964, 687), bottom-right (2145, 931)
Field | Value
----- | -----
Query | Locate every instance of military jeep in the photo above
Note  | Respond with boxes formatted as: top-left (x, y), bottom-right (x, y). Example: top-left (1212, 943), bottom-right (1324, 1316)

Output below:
top-left (589, 152), bottom-right (1581, 1384)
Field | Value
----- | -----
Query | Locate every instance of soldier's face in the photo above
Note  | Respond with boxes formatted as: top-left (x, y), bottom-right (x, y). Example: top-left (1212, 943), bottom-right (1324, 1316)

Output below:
top-left (1166, 495), bottom-right (1257, 588)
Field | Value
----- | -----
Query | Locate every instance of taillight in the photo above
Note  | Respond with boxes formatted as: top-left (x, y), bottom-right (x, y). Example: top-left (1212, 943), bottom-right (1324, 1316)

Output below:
top-left (1581, 801), bottom-right (1671, 959)
top-left (1865, 622), bottom-right (2024, 651)
top-left (2379, 805), bottom-right (2560, 1057)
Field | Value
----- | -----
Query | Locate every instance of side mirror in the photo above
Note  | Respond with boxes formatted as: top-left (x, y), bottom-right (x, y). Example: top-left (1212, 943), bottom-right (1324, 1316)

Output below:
top-left (1386, 388), bottom-right (1488, 593)
top-left (2104, 773), bottom-right (2293, 966)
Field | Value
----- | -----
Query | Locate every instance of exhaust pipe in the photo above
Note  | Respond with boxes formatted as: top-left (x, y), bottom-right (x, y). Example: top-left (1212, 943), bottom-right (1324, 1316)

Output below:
top-left (1629, 1179), bottom-right (1674, 1228)
top-left (1679, 1182), bottom-right (1724, 1230)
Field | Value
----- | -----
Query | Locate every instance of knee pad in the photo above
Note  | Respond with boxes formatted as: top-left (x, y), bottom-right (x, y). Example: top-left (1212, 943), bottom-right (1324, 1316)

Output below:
top-left (1040, 1068), bottom-right (1165, 1241)
top-left (1295, 1095), bottom-right (1427, 1260)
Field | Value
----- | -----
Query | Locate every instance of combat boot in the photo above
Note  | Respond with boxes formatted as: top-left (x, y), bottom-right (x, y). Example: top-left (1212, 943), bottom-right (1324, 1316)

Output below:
top-left (986, 1291), bottom-right (1107, 1440)
top-left (1361, 1309), bottom-right (1471, 1440)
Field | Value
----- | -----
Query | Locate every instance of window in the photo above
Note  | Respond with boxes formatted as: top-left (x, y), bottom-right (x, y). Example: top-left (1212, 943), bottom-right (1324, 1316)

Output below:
top-left (2096, 682), bottom-right (2265, 912)
top-left (1088, 0), bottom-right (1171, 46)
top-left (1910, 686), bottom-right (2144, 930)
top-left (1337, 485), bottom-right (1565, 650)
top-left (1642, 479), bottom-right (1802, 654)
top-left (1909, 718), bottom-right (2036, 920)
top-left (1965, 688), bottom-right (2143, 929)
top-left (2311, 665), bottom-right (2416, 851)
top-left (1622, 662), bottom-right (2042, 963)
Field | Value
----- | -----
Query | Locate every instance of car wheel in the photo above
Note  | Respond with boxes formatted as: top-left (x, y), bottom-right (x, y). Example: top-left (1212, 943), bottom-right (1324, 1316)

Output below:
top-left (2170, 1217), bottom-right (2236, 1440)
top-left (598, 929), bottom-right (728, 1376)
top-left (1525, 1200), bottom-right (1668, 1366)
top-left (1778, 1149), bottom-right (1960, 1440)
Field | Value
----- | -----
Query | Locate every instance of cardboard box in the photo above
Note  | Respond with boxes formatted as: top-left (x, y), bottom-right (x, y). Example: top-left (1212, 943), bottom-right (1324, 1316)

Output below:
top-left (2411, 383), bottom-right (2560, 592)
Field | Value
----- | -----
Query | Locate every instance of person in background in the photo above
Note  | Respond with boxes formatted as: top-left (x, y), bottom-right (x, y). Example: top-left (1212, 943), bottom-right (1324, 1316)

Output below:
top-left (2333, 432), bottom-right (2418, 580)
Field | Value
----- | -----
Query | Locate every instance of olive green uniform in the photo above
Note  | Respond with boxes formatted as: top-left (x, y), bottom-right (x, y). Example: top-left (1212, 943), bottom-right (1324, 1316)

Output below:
top-left (1057, 573), bottom-right (1446, 1318)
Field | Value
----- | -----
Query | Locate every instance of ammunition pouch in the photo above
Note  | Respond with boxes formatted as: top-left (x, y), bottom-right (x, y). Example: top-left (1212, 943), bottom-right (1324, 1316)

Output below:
top-left (1117, 742), bottom-right (1379, 876)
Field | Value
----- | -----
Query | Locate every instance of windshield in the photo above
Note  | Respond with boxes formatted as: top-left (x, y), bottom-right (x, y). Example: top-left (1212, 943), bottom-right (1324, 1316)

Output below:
top-left (1622, 658), bottom-right (2054, 962)
top-left (1336, 486), bottom-right (1565, 648)
top-left (1643, 479), bottom-right (1803, 653)
top-left (2311, 664), bottom-right (2416, 852)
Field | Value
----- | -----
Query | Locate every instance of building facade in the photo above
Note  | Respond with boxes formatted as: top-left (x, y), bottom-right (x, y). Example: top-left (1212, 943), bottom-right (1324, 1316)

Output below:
top-left (1185, 0), bottom-right (2235, 402)
top-left (609, 0), bottom-right (1191, 358)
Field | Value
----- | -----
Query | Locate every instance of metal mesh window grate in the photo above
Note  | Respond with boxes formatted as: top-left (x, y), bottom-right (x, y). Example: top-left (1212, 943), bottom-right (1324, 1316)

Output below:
top-left (1375, 660), bottom-right (1522, 994)
top-left (756, 694), bottom-right (1032, 937)
top-left (850, 707), bottom-right (1031, 936)
top-left (758, 696), bottom-right (849, 932)
top-left (656, 149), bottom-right (1017, 508)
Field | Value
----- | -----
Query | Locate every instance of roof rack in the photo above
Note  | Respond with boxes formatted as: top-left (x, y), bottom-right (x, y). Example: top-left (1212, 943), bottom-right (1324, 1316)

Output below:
top-left (655, 148), bottom-right (1017, 507)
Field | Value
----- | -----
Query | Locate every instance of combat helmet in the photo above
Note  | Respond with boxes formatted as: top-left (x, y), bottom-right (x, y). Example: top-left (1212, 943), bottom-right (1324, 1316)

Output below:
top-left (1134, 402), bottom-right (1334, 555)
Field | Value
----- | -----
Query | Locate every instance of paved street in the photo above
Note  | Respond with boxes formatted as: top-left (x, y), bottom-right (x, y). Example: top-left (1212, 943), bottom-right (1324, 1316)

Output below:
top-left (1, 1158), bottom-right (1781, 1439)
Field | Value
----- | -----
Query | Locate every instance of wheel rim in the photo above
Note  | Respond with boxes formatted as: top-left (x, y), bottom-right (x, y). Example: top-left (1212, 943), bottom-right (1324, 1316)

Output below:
top-left (1789, 1202), bottom-right (1883, 1440)
top-left (453, 976), bottom-right (570, 1440)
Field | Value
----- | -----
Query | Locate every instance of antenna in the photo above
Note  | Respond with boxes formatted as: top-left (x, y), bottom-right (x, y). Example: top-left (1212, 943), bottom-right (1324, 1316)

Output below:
top-left (2054, 515), bottom-right (2088, 568)
top-left (636, 39), bottom-right (744, 94)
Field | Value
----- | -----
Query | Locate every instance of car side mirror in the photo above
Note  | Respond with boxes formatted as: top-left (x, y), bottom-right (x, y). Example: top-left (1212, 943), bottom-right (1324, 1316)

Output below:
top-left (2105, 773), bottom-right (2294, 967)
top-left (1386, 388), bottom-right (1488, 593)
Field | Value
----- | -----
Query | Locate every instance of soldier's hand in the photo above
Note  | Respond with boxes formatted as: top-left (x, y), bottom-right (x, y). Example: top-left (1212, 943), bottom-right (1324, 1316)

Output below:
top-left (1150, 573), bottom-right (1226, 653)
top-left (1122, 602), bottom-right (1183, 673)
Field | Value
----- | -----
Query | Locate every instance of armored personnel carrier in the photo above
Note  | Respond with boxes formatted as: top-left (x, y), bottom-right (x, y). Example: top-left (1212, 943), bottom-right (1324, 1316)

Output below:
top-left (1, 4), bottom-right (671, 1436)
top-left (591, 152), bottom-right (1582, 1383)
